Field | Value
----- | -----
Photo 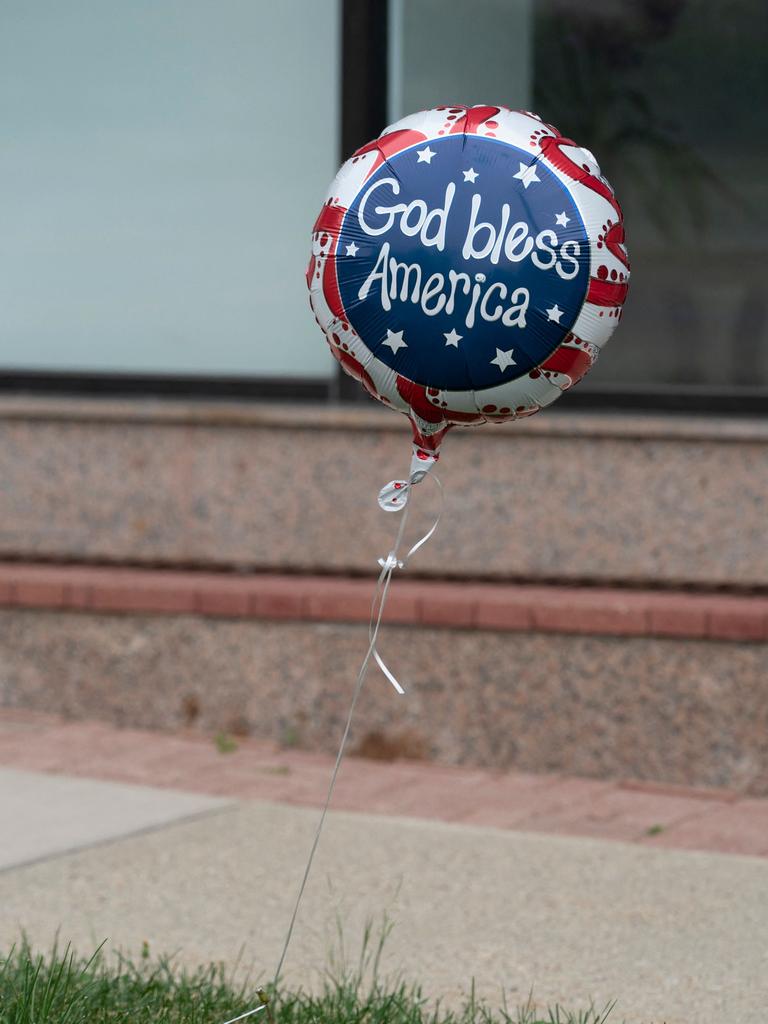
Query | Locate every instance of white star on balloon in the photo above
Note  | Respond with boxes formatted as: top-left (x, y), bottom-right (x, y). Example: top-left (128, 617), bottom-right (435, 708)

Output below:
top-left (345, 241), bottom-right (359, 257)
top-left (416, 146), bottom-right (436, 164)
top-left (444, 328), bottom-right (463, 347)
top-left (513, 162), bottom-right (540, 189)
top-left (555, 211), bottom-right (570, 227)
top-left (383, 328), bottom-right (407, 353)
top-left (490, 348), bottom-right (516, 372)
top-left (462, 168), bottom-right (479, 183)
top-left (545, 304), bottom-right (564, 324)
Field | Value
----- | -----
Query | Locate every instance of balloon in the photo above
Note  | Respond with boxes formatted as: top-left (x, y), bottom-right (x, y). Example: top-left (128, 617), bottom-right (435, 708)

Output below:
top-left (308, 106), bottom-right (629, 459)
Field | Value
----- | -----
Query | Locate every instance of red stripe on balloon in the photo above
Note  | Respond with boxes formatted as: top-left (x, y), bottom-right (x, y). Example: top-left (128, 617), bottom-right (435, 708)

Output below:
top-left (449, 106), bottom-right (502, 135)
top-left (586, 278), bottom-right (628, 307)
top-left (396, 376), bottom-right (485, 426)
top-left (409, 420), bottom-right (451, 456)
top-left (353, 129), bottom-right (428, 179)
top-left (604, 221), bottom-right (630, 271)
top-left (396, 377), bottom-right (444, 424)
top-left (312, 202), bottom-right (346, 239)
top-left (313, 202), bottom-right (348, 323)
top-left (538, 131), bottom-right (621, 220)
top-left (541, 343), bottom-right (593, 386)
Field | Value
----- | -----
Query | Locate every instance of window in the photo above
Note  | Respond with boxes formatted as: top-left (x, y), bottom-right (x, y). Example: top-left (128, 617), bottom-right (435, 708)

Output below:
top-left (0, 0), bottom-right (339, 390)
top-left (388, 0), bottom-right (768, 412)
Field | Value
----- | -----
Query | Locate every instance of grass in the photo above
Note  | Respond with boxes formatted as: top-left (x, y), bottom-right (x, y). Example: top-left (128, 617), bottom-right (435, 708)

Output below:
top-left (0, 920), bottom-right (621, 1024)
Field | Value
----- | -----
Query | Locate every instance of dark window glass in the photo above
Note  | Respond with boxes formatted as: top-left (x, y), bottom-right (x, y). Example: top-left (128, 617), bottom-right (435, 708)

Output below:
top-left (533, 0), bottom-right (768, 403)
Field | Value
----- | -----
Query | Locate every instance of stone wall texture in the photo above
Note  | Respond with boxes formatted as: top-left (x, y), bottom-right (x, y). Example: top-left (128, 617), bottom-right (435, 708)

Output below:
top-left (0, 397), bottom-right (766, 587)
top-left (1, 607), bottom-right (767, 795)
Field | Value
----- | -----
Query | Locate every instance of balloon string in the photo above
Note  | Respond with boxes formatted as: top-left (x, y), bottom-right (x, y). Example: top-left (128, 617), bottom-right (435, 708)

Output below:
top-left (268, 472), bottom-right (443, 992)
top-left (218, 464), bottom-right (442, 1024)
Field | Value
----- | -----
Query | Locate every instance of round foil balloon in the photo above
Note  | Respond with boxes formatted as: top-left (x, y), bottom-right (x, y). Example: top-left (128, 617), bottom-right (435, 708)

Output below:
top-left (307, 106), bottom-right (629, 457)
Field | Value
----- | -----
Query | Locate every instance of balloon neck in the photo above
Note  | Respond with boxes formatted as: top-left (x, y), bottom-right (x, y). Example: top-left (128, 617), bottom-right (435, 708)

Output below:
top-left (408, 446), bottom-right (438, 484)
top-left (408, 414), bottom-right (451, 461)
top-left (377, 445), bottom-right (439, 513)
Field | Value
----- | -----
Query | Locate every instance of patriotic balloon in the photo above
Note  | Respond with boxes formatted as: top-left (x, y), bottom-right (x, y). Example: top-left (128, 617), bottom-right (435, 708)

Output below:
top-left (266, 107), bottom-right (632, 999)
top-left (307, 105), bottom-right (629, 475)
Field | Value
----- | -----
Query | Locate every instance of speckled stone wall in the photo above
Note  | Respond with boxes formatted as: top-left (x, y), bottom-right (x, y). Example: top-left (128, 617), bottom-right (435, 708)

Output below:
top-left (0, 397), bottom-right (766, 587)
top-left (2, 608), bottom-right (766, 794)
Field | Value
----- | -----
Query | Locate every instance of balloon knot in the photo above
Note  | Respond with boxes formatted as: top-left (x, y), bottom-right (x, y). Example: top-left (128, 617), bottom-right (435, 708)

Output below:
top-left (378, 552), bottom-right (404, 572)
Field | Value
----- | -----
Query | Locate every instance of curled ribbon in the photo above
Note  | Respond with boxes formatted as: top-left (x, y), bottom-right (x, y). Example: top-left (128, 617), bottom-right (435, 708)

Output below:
top-left (372, 472), bottom-right (444, 695)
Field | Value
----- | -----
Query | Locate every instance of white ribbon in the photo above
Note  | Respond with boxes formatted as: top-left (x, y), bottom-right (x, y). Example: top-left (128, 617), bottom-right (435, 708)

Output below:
top-left (371, 472), bottom-right (444, 694)
top-left (220, 1003), bottom-right (266, 1024)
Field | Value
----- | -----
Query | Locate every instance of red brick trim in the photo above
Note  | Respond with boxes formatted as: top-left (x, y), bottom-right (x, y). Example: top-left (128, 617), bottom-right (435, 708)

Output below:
top-left (0, 563), bottom-right (765, 642)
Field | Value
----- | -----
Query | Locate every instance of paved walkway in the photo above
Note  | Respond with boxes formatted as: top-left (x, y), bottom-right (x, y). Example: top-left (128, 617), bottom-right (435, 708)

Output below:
top-left (0, 766), bottom-right (226, 871)
top-left (2, 711), bottom-right (768, 1023)
top-left (1, 709), bottom-right (767, 856)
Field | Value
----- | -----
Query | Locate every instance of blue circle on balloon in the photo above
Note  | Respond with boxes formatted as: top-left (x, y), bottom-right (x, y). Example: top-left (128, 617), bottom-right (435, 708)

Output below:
top-left (336, 134), bottom-right (589, 391)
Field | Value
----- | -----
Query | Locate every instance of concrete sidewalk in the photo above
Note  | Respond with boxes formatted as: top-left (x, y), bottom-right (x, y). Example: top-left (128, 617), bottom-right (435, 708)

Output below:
top-left (0, 767), bottom-right (229, 871)
top-left (1, 775), bottom-right (767, 1024)
top-left (2, 712), bottom-right (768, 1022)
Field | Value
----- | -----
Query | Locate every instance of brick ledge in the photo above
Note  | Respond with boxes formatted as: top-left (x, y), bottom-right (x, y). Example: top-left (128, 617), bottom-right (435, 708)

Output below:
top-left (0, 562), bottom-right (766, 641)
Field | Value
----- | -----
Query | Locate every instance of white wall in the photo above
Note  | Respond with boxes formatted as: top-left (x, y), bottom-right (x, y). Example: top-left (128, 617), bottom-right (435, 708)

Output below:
top-left (0, 0), bottom-right (338, 378)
